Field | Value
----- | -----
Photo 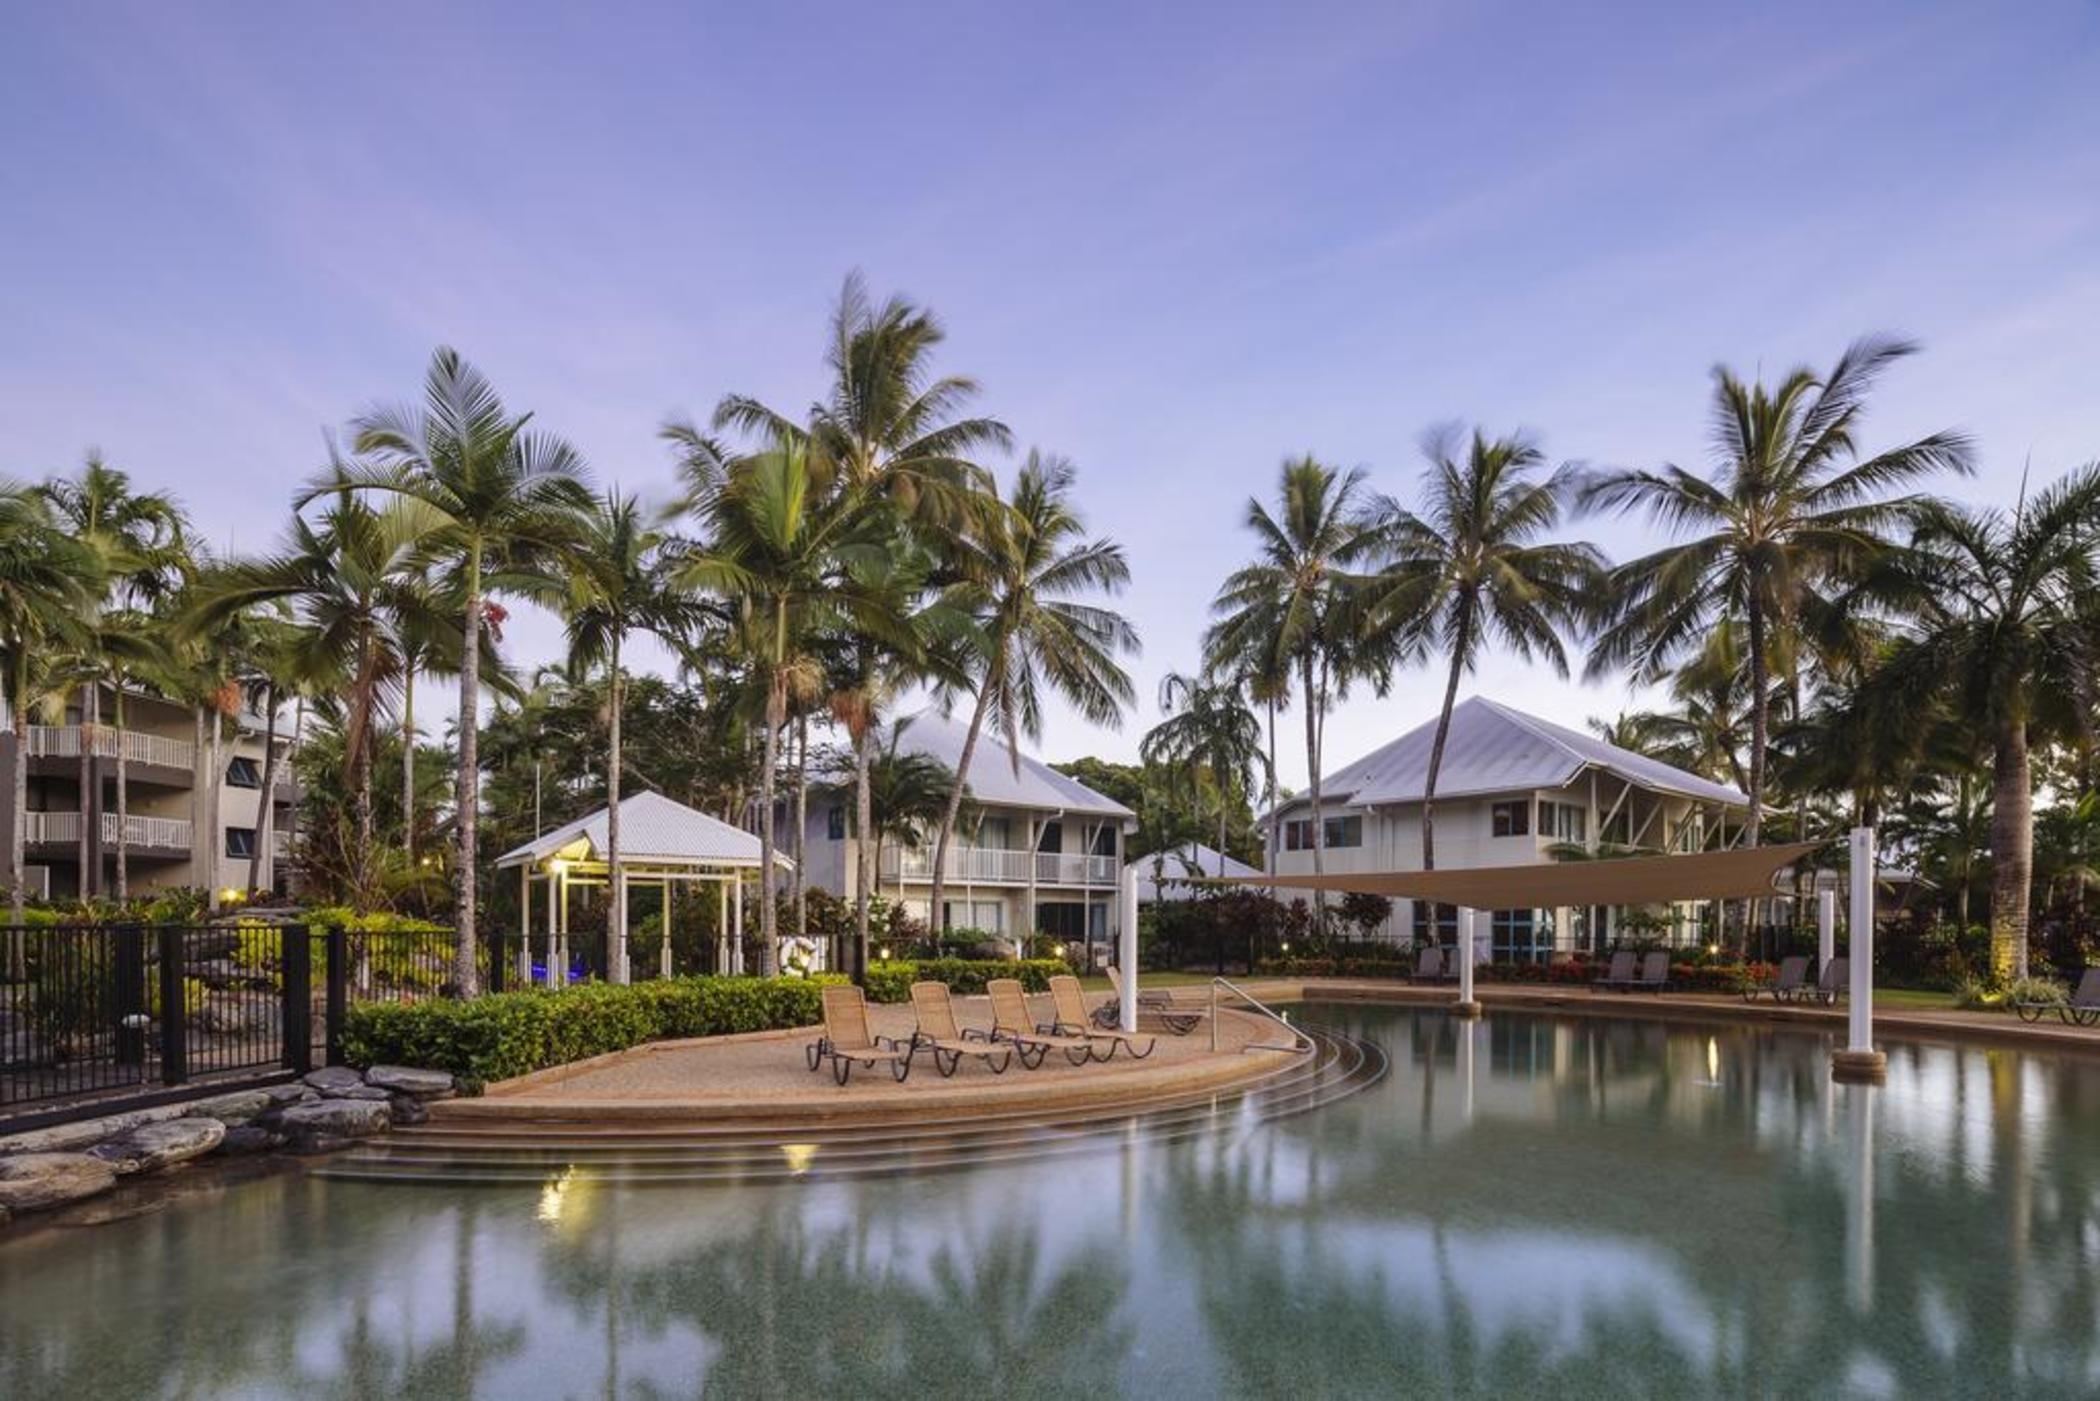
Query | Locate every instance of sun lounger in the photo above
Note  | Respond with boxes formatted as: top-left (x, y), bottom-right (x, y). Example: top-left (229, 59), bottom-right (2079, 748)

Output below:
top-left (987, 978), bottom-right (1103, 1068)
top-left (1591, 950), bottom-right (1638, 993)
top-left (1436, 947), bottom-right (1467, 983)
top-left (806, 984), bottom-right (915, 1085)
top-left (1742, 954), bottom-right (1812, 1004)
top-left (2013, 968), bottom-right (2100, 1025)
top-left (907, 980), bottom-right (1015, 1077)
top-left (1406, 947), bottom-right (1444, 984)
top-left (1807, 957), bottom-right (1849, 1006)
top-left (1630, 950), bottom-right (1670, 993)
top-left (1105, 964), bottom-right (1208, 1036)
top-left (1047, 975), bottom-right (1155, 1060)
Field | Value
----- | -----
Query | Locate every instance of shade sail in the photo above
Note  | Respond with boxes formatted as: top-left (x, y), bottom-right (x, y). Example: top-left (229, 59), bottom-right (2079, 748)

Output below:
top-left (1207, 840), bottom-right (1825, 911)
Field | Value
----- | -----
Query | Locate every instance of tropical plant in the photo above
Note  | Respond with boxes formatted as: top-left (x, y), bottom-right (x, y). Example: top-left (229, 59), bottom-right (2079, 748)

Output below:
top-left (1141, 673), bottom-right (1266, 879)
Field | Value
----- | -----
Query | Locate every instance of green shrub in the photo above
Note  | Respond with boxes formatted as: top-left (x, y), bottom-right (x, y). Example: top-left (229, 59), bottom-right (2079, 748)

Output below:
top-left (2002, 975), bottom-right (2065, 1009)
top-left (1952, 974), bottom-right (1999, 1010)
top-left (339, 974), bottom-right (846, 1089)
top-left (862, 958), bottom-right (1069, 1004)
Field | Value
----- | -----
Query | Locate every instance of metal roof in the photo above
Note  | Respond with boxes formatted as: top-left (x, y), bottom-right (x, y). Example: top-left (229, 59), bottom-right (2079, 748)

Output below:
top-left (495, 790), bottom-right (783, 869)
top-left (1128, 842), bottom-right (1262, 902)
top-left (896, 711), bottom-right (1136, 820)
top-left (1280, 695), bottom-right (1748, 813)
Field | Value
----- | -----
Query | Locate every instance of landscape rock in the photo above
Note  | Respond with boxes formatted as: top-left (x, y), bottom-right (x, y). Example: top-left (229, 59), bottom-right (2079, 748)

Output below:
top-left (199, 993), bottom-right (276, 1036)
top-left (216, 1126), bottom-right (282, 1155)
top-left (386, 1093), bottom-right (428, 1127)
top-left (302, 1066), bottom-right (366, 1094)
top-left (190, 1090), bottom-right (273, 1127)
top-left (0, 1153), bottom-right (118, 1213)
top-left (363, 1065), bottom-right (456, 1098)
top-left (262, 1082), bottom-right (313, 1106)
top-left (86, 1118), bottom-right (226, 1175)
top-left (322, 1084), bottom-right (392, 1102)
top-left (273, 1098), bottom-right (391, 1142)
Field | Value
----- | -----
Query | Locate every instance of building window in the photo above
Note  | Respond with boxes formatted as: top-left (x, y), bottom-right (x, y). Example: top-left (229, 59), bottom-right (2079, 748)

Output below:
top-left (225, 757), bottom-right (262, 789)
top-left (1286, 815), bottom-right (1361, 850)
top-left (1284, 819), bottom-right (1310, 852)
top-left (1036, 820), bottom-right (1063, 853)
top-left (1491, 800), bottom-right (1531, 837)
top-left (968, 817), bottom-right (1011, 851)
top-left (826, 805), bottom-right (846, 840)
top-left (1491, 909), bottom-right (1544, 964)
top-left (225, 827), bottom-right (256, 859)
top-left (1412, 901), bottom-right (1460, 945)
top-left (1541, 801), bottom-right (1586, 843)
top-left (1090, 825), bottom-right (1118, 856)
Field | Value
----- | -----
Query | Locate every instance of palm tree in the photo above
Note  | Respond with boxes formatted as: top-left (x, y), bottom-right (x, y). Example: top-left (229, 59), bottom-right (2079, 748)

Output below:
top-left (1141, 673), bottom-right (1265, 878)
top-left (926, 453), bottom-right (1137, 933)
top-left (834, 723), bottom-right (968, 906)
top-left (1862, 466), bottom-right (2100, 978)
top-left (1207, 457), bottom-right (1378, 920)
top-left (1579, 335), bottom-right (1974, 850)
top-left (1365, 428), bottom-right (1601, 869)
top-left (318, 348), bottom-right (593, 992)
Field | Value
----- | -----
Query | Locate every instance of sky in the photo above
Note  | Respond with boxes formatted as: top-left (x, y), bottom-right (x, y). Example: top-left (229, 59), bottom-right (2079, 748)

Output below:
top-left (3, 1), bottom-right (2097, 793)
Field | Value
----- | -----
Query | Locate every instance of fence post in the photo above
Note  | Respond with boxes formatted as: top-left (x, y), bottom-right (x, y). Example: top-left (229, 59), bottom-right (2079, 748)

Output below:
top-left (282, 923), bottom-right (313, 1075)
top-left (113, 922), bottom-right (146, 1066)
top-left (158, 925), bottom-right (187, 1086)
top-left (324, 924), bottom-right (347, 1067)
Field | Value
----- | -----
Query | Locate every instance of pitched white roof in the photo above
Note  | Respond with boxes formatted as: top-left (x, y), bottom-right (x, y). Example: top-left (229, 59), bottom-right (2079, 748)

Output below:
top-left (896, 711), bottom-right (1135, 820)
top-left (1128, 842), bottom-right (1261, 902)
top-left (1282, 695), bottom-right (1748, 813)
top-left (496, 790), bottom-right (780, 868)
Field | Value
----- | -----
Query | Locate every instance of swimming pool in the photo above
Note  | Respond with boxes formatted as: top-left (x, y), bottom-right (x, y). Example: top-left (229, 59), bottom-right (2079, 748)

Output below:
top-left (2, 1004), bottom-right (2093, 1398)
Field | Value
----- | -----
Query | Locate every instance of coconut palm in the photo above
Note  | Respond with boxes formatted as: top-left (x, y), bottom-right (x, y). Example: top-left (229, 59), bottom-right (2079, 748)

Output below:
top-left (830, 723), bottom-right (969, 906)
top-left (317, 348), bottom-right (593, 992)
top-left (1141, 673), bottom-right (1266, 879)
top-left (1861, 465), bottom-right (2100, 977)
top-left (1579, 335), bottom-right (1974, 849)
top-left (926, 453), bottom-right (1137, 933)
top-left (1364, 428), bottom-right (1601, 869)
top-left (1207, 457), bottom-right (1379, 920)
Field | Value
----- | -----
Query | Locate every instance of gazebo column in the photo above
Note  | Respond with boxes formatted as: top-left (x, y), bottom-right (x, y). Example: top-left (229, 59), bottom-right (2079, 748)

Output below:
top-left (1833, 826), bottom-right (1886, 1082)
top-left (661, 880), bottom-right (674, 978)
top-left (543, 869), bottom-right (558, 987)
top-left (1454, 907), bottom-right (1482, 1019)
top-left (732, 875), bottom-right (745, 975)
top-left (715, 881), bottom-right (728, 973)
top-left (518, 866), bottom-right (534, 985)
top-left (610, 869), bottom-right (629, 985)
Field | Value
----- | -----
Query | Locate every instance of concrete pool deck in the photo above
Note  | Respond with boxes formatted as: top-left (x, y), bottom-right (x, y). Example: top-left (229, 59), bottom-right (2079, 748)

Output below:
top-left (437, 989), bottom-right (1299, 1125)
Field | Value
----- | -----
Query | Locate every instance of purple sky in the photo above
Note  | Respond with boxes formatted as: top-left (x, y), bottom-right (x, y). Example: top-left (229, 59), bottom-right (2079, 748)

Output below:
top-left (4, 2), bottom-right (2097, 790)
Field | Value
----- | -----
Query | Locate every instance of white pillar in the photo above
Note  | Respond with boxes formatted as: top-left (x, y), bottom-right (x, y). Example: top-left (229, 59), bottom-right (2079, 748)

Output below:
top-left (543, 869), bottom-right (558, 987)
top-left (611, 870), bottom-right (629, 984)
top-left (660, 881), bottom-right (674, 979)
top-left (716, 880), bottom-right (729, 973)
top-left (1849, 827), bottom-right (1875, 1054)
top-left (1457, 908), bottom-right (1478, 1011)
top-left (1118, 865), bottom-right (1139, 1034)
top-left (518, 866), bottom-right (534, 984)
top-left (1818, 888), bottom-right (1836, 973)
top-left (732, 876), bottom-right (745, 976)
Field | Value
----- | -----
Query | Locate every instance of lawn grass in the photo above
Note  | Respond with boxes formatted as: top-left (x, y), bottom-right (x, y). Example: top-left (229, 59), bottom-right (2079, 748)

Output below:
top-left (1874, 987), bottom-right (1960, 1010)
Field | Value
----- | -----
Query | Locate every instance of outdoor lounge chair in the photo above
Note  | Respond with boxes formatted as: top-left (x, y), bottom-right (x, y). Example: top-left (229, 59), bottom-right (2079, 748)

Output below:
top-left (1436, 947), bottom-right (1467, 983)
top-left (805, 984), bottom-right (915, 1085)
top-left (1406, 947), bottom-right (1445, 984)
top-left (2013, 968), bottom-right (2100, 1026)
top-left (1047, 974), bottom-right (1156, 1060)
top-left (1807, 957), bottom-right (1849, 1006)
top-left (1590, 950), bottom-right (1638, 993)
top-left (1104, 964), bottom-right (1209, 1036)
top-left (987, 978), bottom-right (1102, 1068)
top-left (1742, 954), bottom-right (1812, 1004)
top-left (1630, 950), bottom-right (1671, 993)
top-left (906, 980), bottom-right (1015, 1077)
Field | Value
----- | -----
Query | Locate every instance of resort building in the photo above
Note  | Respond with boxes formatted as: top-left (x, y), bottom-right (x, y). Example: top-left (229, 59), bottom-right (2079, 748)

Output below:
top-left (1266, 695), bottom-right (1750, 957)
top-left (0, 684), bottom-right (298, 900)
top-left (1129, 841), bottom-right (1260, 904)
top-left (798, 712), bottom-right (1135, 956)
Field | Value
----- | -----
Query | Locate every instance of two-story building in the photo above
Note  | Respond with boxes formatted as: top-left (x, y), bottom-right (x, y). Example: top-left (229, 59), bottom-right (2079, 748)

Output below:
top-left (0, 684), bottom-right (298, 900)
top-left (1266, 696), bottom-right (1750, 957)
top-left (799, 712), bottom-right (1135, 959)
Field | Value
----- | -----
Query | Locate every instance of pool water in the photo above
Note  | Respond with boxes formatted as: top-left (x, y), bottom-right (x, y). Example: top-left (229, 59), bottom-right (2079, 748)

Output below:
top-left (3, 1004), bottom-right (2097, 1399)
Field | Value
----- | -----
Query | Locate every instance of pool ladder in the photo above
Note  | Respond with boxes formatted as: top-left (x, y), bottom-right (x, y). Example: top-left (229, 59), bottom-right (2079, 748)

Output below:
top-left (1210, 976), bottom-right (1316, 1054)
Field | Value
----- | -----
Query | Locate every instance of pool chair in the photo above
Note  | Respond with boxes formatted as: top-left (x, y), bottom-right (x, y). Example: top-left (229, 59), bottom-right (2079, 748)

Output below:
top-left (1405, 947), bottom-right (1445, 984)
top-left (1630, 951), bottom-right (1671, 993)
top-left (1590, 950), bottom-right (1639, 993)
top-left (2013, 968), bottom-right (2100, 1026)
top-left (1742, 955), bottom-right (1813, 1004)
top-left (906, 980), bottom-right (1015, 1077)
top-left (1807, 957), bottom-right (1850, 1006)
top-left (987, 978), bottom-right (1103, 1068)
top-left (806, 984), bottom-right (915, 1085)
top-left (1047, 974), bottom-right (1156, 1060)
top-left (1105, 965), bottom-right (1209, 1036)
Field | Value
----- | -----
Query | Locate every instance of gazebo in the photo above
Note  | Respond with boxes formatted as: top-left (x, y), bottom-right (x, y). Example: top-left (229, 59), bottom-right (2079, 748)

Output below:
top-left (495, 790), bottom-right (795, 985)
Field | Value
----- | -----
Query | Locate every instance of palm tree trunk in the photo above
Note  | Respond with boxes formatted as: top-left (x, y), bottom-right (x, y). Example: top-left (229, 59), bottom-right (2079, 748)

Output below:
top-left (1421, 629), bottom-right (1469, 873)
top-left (756, 597), bottom-right (785, 977)
top-left (606, 639), bottom-right (623, 983)
top-left (113, 683), bottom-right (128, 903)
top-left (77, 683), bottom-right (94, 897)
top-left (248, 684), bottom-right (279, 893)
top-left (1989, 718), bottom-right (2033, 981)
top-left (1300, 653), bottom-right (1325, 937)
top-left (793, 714), bottom-right (808, 941)
top-left (854, 722), bottom-right (875, 981)
top-left (402, 661), bottom-right (415, 862)
top-left (930, 654), bottom-right (1000, 935)
top-left (1744, 599), bottom-right (1769, 847)
top-left (453, 563), bottom-right (484, 996)
top-left (1264, 692), bottom-right (1279, 898)
top-left (355, 706), bottom-right (374, 911)
top-left (11, 660), bottom-right (30, 969)
top-left (206, 712), bottom-right (223, 911)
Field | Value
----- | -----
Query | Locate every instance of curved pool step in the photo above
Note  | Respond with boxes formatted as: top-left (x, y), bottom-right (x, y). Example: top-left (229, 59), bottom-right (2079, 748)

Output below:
top-left (316, 1023), bottom-right (1385, 1187)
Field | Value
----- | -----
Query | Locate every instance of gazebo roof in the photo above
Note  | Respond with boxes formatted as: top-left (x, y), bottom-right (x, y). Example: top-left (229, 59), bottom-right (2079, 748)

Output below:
top-left (495, 791), bottom-right (787, 871)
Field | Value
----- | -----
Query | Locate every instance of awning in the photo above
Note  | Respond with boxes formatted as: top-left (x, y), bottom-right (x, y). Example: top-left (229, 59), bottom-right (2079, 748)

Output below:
top-left (1207, 840), bottom-right (1826, 911)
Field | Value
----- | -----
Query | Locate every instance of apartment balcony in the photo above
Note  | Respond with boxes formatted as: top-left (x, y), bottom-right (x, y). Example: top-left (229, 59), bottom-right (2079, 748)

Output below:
top-left (24, 811), bottom-right (193, 854)
top-left (27, 725), bottom-right (197, 772)
top-left (882, 846), bottom-right (1119, 887)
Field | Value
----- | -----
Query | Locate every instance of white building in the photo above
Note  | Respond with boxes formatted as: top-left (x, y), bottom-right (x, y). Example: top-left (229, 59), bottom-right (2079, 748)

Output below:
top-left (1128, 842), bottom-right (1260, 904)
top-left (798, 713), bottom-right (1136, 956)
top-left (1266, 696), bottom-right (1750, 958)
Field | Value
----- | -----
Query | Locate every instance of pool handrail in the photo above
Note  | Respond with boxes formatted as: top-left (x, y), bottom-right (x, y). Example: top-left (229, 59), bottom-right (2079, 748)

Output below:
top-left (1210, 977), bottom-right (1316, 1055)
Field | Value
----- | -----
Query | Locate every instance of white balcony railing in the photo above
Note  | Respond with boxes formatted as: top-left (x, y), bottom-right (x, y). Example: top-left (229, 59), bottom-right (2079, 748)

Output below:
top-left (881, 845), bottom-right (1118, 886)
top-left (26, 725), bottom-right (195, 771)
top-left (24, 810), bottom-right (191, 851)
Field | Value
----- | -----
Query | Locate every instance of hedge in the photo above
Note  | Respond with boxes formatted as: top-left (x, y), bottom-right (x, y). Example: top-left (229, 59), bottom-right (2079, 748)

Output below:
top-left (863, 958), bottom-right (1071, 1004)
top-left (340, 974), bottom-right (844, 1090)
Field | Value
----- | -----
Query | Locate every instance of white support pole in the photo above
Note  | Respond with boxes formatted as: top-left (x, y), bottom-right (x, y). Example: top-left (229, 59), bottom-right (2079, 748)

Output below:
top-left (544, 869), bottom-right (558, 987)
top-left (1118, 865), bottom-right (1139, 1034)
top-left (1835, 825), bottom-right (1886, 1080)
top-left (716, 880), bottom-right (729, 973)
top-left (1455, 907), bottom-right (1481, 1017)
top-left (518, 866), bottom-right (533, 984)
top-left (1818, 888), bottom-right (1837, 974)
top-left (732, 876), bottom-right (745, 976)
top-left (660, 880), bottom-right (674, 979)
